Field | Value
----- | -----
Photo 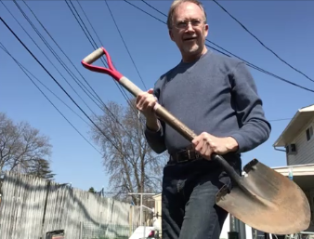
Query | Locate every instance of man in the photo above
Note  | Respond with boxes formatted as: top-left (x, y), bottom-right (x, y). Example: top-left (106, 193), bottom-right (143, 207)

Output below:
top-left (136, 0), bottom-right (271, 238)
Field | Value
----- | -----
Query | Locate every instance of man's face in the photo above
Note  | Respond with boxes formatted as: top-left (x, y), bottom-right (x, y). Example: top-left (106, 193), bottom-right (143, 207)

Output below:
top-left (169, 2), bottom-right (208, 61)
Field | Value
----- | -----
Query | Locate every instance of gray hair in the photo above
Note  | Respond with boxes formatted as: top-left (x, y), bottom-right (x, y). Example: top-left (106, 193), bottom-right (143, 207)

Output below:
top-left (167, 0), bottom-right (207, 29)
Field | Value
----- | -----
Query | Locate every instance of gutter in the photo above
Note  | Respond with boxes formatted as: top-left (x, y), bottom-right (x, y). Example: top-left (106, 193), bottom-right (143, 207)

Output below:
top-left (273, 146), bottom-right (285, 152)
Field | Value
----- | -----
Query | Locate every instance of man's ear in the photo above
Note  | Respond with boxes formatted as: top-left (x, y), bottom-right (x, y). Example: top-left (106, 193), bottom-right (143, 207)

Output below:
top-left (204, 24), bottom-right (209, 37)
top-left (169, 29), bottom-right (174, 41)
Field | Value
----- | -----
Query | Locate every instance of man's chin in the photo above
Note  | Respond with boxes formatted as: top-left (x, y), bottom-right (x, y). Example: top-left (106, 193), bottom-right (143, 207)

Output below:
top-left (182, 45), bottom-right (201, 55)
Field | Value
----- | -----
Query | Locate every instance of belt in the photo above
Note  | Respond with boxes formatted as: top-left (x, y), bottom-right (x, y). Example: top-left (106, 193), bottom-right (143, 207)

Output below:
top-left (170, 148), bottom-right (202, 162)
top-left (170, 147), bottom-right (240, 163)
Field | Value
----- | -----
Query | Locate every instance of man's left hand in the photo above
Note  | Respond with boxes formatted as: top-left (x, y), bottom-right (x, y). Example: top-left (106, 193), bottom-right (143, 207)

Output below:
top-left (191, 132), bottom-right (239, 160)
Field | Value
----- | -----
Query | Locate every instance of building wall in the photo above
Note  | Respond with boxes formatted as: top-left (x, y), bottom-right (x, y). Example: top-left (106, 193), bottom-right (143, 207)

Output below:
top-left (152, 193), bottom-right (162, 233)
top-left (287, 119), bottom-right (314, 165)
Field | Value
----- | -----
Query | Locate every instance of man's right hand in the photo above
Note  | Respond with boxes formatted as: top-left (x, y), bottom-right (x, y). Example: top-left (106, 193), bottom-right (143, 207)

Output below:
top-left (136, 88), bottom-right (157, 118)
top-left (136, 88), bottom-right (160, 131)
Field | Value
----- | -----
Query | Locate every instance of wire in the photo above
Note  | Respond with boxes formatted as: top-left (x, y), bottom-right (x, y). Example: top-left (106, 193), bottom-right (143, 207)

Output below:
top-left (67, 0), bottom-right (146, 127)
top-left (268, 118), bottom-right (291, 122)
top-left (21, 0), bottom-right (107, 108)
top-left (65, 0), bottom-right (145, 138)
top-left (0, 43), bottom-right (102, 155)
top-left (18, 0), bottom-right (134, 137)
top-left (6, 0), bottom-right (99, 115)
top-left (125, 0), bottom-right (314, 94)
top-left (65, 0), bottom-right (134, 110)
top-left (103, 0), bottom-right (148, 90)
top-left (0, 16), bottom-right (133, 161)
top-left (212, 0), bottom-right (314, 83)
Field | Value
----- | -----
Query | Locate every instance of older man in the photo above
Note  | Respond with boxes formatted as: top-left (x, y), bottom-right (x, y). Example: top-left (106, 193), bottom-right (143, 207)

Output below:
top-left (136, 0), bottom-right (271, 238)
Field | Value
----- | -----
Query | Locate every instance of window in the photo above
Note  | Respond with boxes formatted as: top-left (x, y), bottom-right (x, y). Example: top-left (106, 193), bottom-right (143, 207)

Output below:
top-left (306, 126), bottom-right (313, 141)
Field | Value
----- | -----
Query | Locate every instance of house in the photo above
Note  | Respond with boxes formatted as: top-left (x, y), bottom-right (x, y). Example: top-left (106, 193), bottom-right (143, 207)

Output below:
top-left (273, 104), bottom-right (314, 165)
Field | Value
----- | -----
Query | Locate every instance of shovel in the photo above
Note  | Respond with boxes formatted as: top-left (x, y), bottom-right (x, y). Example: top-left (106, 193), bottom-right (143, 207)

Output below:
top-left (81, 47), bottom-right (311, 235)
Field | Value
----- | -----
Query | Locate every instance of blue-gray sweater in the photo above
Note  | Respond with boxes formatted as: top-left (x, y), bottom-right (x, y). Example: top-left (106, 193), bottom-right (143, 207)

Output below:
top-left (145, 50), bottom-right (271, 156)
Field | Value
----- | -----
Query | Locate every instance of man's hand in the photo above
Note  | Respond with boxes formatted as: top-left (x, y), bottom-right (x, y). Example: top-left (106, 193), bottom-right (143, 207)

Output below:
top-left (191, 132), bottom-right (239, 160)
top-left (136, 88), bottom-right (160, 131)
top-left (136, 88), bottom-right (157, 118)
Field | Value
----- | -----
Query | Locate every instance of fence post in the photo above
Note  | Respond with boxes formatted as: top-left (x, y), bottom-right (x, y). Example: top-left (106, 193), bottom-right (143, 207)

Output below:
top-left (79, 221), bottom-right (82, 239)
top-left (40, 181), bottom-right (51, 238)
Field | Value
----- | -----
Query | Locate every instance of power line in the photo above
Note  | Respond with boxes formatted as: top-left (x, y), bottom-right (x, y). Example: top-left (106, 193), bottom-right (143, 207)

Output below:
top-left (5, 0), bottom-right (100, 115)
top-left (19, 0), bottom-right (132, 133)
top-left (212, 0), bottom-right (314, 84)
top-left (9, 0), bottom-right (141, 141)
top-left (268, 118), bottom-right (292, 122)
top-left (0, 16), bottom-right (135, 161)
top-left (103, 0), bottom-right (148, 91)
top-left (125, 0), bottom-right (314, 94)
top-left (65, 0), bottom-right (134, 110)
top-left (0, 43), bottom-right (102, 155)
top-left (5, 0), bottom-right (144, 145)
top-left (20, 0), bottom-right (108, 108)
top-left (2, 1), bottom-right (141, 159)
top-left (65, 0), bottom-right (145, 137)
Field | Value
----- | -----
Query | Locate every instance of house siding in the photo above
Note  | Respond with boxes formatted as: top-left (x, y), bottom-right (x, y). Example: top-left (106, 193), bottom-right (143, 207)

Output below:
top-left (287, 119), bottom-right (314, 165)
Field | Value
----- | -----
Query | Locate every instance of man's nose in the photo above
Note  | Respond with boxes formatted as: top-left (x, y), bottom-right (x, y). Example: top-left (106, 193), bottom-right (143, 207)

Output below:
top-left (185, 22), bottom-right (195, 32)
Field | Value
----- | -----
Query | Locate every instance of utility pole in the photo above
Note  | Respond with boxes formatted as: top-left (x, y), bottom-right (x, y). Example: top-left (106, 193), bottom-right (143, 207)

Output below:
top-left (128, 193), bottom-right (155, 226)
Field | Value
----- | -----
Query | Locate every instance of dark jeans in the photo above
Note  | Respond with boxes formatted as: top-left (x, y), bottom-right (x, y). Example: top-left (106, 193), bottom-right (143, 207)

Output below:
top-left (161, 158), bottom-right (238, 239)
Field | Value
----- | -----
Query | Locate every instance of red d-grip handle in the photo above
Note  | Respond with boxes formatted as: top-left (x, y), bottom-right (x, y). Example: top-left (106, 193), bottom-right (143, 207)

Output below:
top-left (81, 47), bottom-right (123, 81)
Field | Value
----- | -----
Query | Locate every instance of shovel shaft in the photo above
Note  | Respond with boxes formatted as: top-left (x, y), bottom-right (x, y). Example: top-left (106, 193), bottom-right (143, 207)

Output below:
top-left (213, 154), bottom-right (241, 179)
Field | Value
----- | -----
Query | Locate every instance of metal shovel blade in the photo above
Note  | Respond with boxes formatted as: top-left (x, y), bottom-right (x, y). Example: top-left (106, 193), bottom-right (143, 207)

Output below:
top-left (216, 158), bottom-right (311, 235)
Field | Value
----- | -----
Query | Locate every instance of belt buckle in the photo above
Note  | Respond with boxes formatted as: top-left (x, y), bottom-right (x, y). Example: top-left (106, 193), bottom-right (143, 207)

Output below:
top-left (195, 151), bottom-right (200, 159)
top-left (187, 149), bottom-right (200, 160)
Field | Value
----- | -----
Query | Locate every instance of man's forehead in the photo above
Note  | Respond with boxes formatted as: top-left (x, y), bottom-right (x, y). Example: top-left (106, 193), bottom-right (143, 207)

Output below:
top-left (173, 2), bottom-right (205, 20)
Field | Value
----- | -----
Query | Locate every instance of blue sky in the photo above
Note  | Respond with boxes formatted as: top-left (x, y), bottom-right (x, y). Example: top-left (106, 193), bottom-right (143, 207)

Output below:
top-left (1, 0), bottom-right (314, 192)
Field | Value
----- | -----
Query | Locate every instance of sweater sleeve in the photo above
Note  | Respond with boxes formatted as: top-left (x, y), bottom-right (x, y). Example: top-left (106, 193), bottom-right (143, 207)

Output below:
top-left (144, 119), bottom-right (167, 154)
top-left (229, 62), bottom-right (271, 153)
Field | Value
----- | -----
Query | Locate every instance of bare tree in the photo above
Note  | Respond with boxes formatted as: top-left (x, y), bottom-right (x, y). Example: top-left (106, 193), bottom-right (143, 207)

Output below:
top-left (90, 101), bottom-right (168, 204)
top-left (0, 112), bottom-right (52, 177)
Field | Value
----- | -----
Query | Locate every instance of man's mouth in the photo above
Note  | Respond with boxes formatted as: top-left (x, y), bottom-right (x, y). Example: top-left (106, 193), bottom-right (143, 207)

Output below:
top-left (183, 37), bottom-right (197, 41)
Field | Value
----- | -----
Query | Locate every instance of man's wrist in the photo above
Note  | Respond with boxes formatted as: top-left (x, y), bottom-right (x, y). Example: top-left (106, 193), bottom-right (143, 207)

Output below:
top-left (226, 137), bottom-right (239, 152)
top-left (146, 116), bottom-right (160, 132)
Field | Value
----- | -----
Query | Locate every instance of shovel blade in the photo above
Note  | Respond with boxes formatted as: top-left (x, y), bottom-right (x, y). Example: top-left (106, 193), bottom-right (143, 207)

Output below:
top-left (216, 159), bottom-right (311, 235)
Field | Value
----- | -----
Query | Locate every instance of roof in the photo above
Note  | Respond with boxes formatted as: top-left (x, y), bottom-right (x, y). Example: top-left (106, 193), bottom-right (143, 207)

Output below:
top-left (273, 104), bottom-right (314, 147)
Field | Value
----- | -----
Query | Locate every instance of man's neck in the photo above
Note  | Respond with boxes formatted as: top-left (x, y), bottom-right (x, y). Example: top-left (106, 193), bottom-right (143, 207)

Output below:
top-left (182, 47), bottom-right (208, 63)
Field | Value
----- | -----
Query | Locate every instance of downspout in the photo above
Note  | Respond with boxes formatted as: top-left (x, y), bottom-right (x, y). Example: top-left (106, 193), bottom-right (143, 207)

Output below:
top-left (273, 146), bottom-right (289, 165)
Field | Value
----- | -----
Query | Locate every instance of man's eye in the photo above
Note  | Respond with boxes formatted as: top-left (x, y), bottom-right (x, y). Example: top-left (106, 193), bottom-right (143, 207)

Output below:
top-left (191, 20), bottom-right (201, 25)
top-left (177, 22), bottom-right (186, 27)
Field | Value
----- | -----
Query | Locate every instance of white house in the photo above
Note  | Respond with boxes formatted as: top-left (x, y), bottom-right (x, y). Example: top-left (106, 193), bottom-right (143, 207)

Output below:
top-left (273, 104), bottom-right (314, 165)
